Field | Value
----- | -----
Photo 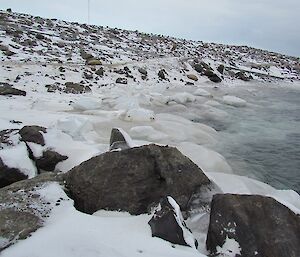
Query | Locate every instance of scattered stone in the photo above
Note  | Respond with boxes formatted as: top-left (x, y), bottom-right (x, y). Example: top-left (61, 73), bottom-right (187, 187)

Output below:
top-left (149, 196), bottom-right (197, 248)
top-left (158, 69), bottom-right (167, 80)
top-left (206, 194), bottom-right (300, 257)
top-left (109, 128), bottom-right (130, 151)
top-left (19, 126), bottom-right (46, 146)
top-left (193, 62), bottom-right (212, 74)
top-left (187, 74), bottom-right (198, 81)
top-left (86, 59), bottom-right (102, 65)
top-left (138, 68), bottom-right (148, 76)
top-left (235, 71), bottom-right (252, 81)
top-left (58, 67), bottom-right (65, 73)
top-left (0, 83), bottom-right (26, 96)
top-left (83, 71), bottom-right (93, 80)
top-left (95, 67), bottom-right (104, 76)
top-left (204, 70), bottom-right (222, 83)
top-left (116, 77), bottom-right (127, 84)
top-left (80, 50), bottom-right (93, 60)
top-left (65, 144), bottom-right (211, 215)
top-left (64, 82), bottom-right (91, 94)
top-left (35, 33), bottom-right (44, 40)
top-left (36, 150), bottom-right (68, 172)
top-left (217, 64), bottom-right (225, 74)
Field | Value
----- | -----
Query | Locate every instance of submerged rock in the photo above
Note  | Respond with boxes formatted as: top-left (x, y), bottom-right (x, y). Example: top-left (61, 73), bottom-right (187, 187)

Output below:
top-left (65, 144), bottom-right (212, 215)
top-left (206, 194), bottom-right (300, 257)
top-left (148, 196), bottom-right (197, 248)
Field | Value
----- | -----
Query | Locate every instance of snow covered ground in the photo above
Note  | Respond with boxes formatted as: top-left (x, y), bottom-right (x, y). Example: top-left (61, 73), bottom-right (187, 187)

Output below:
top-left (1, 10), bottom-right (300, 257)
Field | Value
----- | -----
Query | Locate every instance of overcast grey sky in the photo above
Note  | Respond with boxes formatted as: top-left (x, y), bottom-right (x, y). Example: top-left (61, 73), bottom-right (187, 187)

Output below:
top-left (1, 0), bottom-right (299, 57)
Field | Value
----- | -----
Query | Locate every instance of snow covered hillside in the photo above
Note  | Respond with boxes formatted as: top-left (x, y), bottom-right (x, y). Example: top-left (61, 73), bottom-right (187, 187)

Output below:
top-left (0, 9), bottom-right (300, 257)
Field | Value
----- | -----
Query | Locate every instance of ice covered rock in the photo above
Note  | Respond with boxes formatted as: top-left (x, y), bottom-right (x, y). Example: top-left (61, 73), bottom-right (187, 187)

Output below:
top-left (116, 77), bottom-right (128, 84)
top-left (120, 108), bottom-right (155, 122)
top-left (55, 116), bottom-right (94, 141)
top-left (194, 88), bottom-right (211, 97)
top-left (130, 126), bottom-right (168, 142)
top-left (148, 196), bottom-right (197, 248)
top-left (206, 194), bottom-right (300, 257)
top-left (71, 97), bottom-right (102, 111)
top-left (64, 82), bottom-right (91, 94)
top-left (222, 95), bottom-right (247, 107)
top-left (169, 92), bottom-right (196, 104)
top-left (65, 144), bottom-right (212, 215)
top-left (109, 128), bottom-right (132, 151)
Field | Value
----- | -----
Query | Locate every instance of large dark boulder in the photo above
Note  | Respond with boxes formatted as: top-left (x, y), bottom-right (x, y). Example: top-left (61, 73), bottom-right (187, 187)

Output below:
top-left (65, 144), bottom-right (211, 215)
top-left (204, 70), bottom-right (222, 83)
top-left (0, 173), bottom-right (65, 251)
top-left (19, 125), bottom-right (46, 146)
top-left (0, 157), bottom-right (27, 188)
top-left (0, 83), bottom-right (26, 96)
top-left (148, 196), bottom-right (197, 248)
top-left (235, 71), bottom-right (252, 81)
top-left (206, 194), bottom-right (300, 257)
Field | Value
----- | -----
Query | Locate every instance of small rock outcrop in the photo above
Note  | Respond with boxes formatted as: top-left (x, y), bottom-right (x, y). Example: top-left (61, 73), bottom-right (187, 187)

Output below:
top-left (138, 67), bottom-right (148, 76)
top-left (65, 144), bottom-right (211, 215)
top-left (206, 194), bottom-right (300, 257)
top-left (148, 196), bottom-right (197, 248)
top-left (109, 128), bottom-right (130, 151)
top-left (0, 83), bottom-right (26, 96)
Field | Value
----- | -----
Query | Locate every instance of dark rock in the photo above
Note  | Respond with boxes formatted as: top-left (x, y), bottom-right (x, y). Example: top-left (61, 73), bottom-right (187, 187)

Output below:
top-left (83, 71), bottom-right (93, 80)
top-left (206, 194), bottom-right (300, 257)
top-left (203, 70), bottom-right (222, 83)
top-left (116, 77), bottom-right (127, 84)
top-left (0, 157), bottom-right (27, 188)
top-left (193, 62), bottom-right (212, 74)
top-left (158, 69), bottom-right (167, 80)
top-left (0, 83), bottom-right (26, 96)
top-left (217, 64), bottom-right (225, 74)
top-left (4, 50), bottom-right (16, 56)
top-left (235, 71), bottom-right (252, 81)
top-left (58, 66), bottom-right (65, 73)
top-left (36, 150), bottom-right (68, 172)
top-left (19, 126), bottom-right (46, 146)
top-left (109, 128), bottom-right (130, 151)
top-left (35, 33), bottom-right (44, 40)
top-left (149, 196), bottom-right (197, 248)
top-left (138, 68), bottom-right (148, 76)
top-left (6, 8), bottom-right (12, 13)
top-left (65, 144), bottom-right (211, 215)
top-left (0, 173), bottom-right (65, 251)
top-left (64, 82), bottom-right (91, 94)
top-left (95, 67), bottom-right (104, 76)
top-left (80, 50), bottom-right (93, 60)
top-left (124, 66), bottom-right (131, 73)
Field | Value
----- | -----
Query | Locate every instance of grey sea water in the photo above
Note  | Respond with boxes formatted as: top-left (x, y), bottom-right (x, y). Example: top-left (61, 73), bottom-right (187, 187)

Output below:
top-left (211, 85), bottom-right (300, 193)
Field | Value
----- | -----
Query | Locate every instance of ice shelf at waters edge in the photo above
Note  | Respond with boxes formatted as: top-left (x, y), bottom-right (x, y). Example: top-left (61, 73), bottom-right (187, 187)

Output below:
top-left (0, 9), bottom-right (300, 257)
